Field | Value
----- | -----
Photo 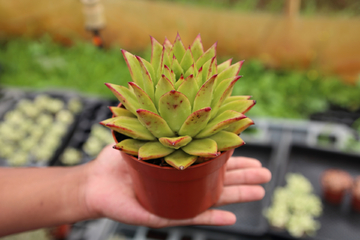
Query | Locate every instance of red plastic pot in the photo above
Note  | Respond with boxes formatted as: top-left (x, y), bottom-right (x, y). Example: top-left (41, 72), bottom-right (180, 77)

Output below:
top-left (110, 103), bottom-right (233, 219)
top-left (119, 149), bottom-right (233, 219)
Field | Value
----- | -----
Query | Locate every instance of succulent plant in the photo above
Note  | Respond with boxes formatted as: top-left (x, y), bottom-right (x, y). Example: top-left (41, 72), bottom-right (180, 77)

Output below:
top-left (265, 173), bottom-right (322, 237)
top-left (101, 34), bottom-right (255, 170)
top-left (0, 94), bottom-right (81, 166)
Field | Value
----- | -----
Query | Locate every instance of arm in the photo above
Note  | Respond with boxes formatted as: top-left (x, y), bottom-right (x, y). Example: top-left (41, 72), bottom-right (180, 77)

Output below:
top-left (0, 166), bottom-right (92, 236)
top-left (0, 145), bottom-right (271, 236)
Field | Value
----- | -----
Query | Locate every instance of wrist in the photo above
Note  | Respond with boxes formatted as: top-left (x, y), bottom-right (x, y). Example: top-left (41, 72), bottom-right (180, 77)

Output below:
top-left (79, 160), bottom-right (103, 220)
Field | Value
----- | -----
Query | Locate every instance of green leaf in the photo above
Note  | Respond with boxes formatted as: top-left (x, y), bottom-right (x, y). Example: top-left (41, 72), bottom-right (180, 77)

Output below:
top-left (155, 74), bottom-right (175, 108)
top-left (158, 90), bottom-right (191, 134)
top-left (217, 59), bottom-right (232, 73)
top-left (217, 99), bottom-right (256, 115)
top-left (211, 76), bottom-right (242, 118)
top-left (114, 139), bottom-right (146, 155)
top-left (195, 42), bottom-right (217, 69)
top-left (225, 117), bottom-right (254, 134)
top-left (208, 131), bottom-right (244, 151)
top-left (105, 83), bottom-right (139, 115)
top-left (215, 61), bottom-right (244, 88)
top-left (182, 138), bottom-right (218, 157)
top-left (202, 57), bottom-right (217, 83)
top-left (121, 50), bottom-right (144, 90)
top-left (190, 34), bottom-right (204, 62)
top-left (165, 149), bottom-right (197, 170)
top-left (163, 37), bottom-right (172, 54)
top-left (136, 109), bottom-right (176, 138)
top-left (150, 36), bottom-right (163, 81)
top-left (208, 57), bottom-right (218, 79)
top-left (129, 82), bottom-right (158, 114)
top-left (180, 48), bottom-right (194, 73)
top-left (223, 95), bottom-right (252, 104)
top-left (100, 116), bottom-right (155, 140)
top-left (109, 106), bottom-right (136, 118)
top-left (157, 48), bottom-right (165, 84)
top-left (138, 142), bottom-right (175, 160)
top-left (163, 52), bottom-right (171, 69)
top-left (163, 37), bottom-right (172, 67)
top-left (159, 136), bottom-right (192, 149)
top-left (179, 107), bottom-right (212, 137)
top-left (163, 65), bottom-right (175, 85)
top-left (136, 56), bottom-right (155, 101)
top-left (140, 57), bottom-right (156, 86)
top-left (184, 64), bottom-right (196, 79)
top-left (177, 74), bottom-right (199, 105)
top-left (175, 75), bottom-right (184, 89)
top-left (195, 66), bottom-right (203, 86)
top-left (172, 33), bottom-right (186, 63)
top-left (171, 56), bottom-right (184, 80)
top-left (193, 74), bottom-right (217, 112)
top-left (196, 110), bottom-right (246, 138)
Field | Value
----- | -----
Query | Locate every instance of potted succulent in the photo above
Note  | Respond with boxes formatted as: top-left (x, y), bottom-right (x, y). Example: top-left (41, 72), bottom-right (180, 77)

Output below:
top-left (100, 34), bottom-right (255, 219)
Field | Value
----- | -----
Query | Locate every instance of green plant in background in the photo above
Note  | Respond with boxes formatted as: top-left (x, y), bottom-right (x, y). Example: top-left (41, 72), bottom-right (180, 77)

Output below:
top-left (0, 36), bottom-right (132, 97)
top-left (342, 118), bottom-right (360, 153)
top-left (232, 60), bottom-right (360, 118)
top-left (1, 36), bottom-right (360, 120)
top-left (101, 34), bottom-right (255, 170)
top-left (265, 173), bottom-right (322, 238)
top-left (0, 94), bottom-right (82, 166)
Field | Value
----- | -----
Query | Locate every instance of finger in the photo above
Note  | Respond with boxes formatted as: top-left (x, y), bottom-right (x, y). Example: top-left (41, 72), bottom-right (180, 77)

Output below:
top-left (94, 144), bottom-right (127, 170)
top-left (146, 209), bottom-right (236, 228)
top-left (96, 144), bottom-right (118, 161)
top-left (215, 185), bottom-right (265, 207)
top-left (226, 157), bottom-right (262, 170)
top-left (224, 167), bottom-right (272, 186)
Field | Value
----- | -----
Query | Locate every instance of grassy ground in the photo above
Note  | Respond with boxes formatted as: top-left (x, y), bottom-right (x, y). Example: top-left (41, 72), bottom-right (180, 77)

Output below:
top-left (1, 36), bottom-right (360, 119)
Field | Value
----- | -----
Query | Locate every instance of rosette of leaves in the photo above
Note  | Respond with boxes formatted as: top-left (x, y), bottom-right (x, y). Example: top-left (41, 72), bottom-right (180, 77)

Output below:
top-left (101, 34), bottom-right (255, 170)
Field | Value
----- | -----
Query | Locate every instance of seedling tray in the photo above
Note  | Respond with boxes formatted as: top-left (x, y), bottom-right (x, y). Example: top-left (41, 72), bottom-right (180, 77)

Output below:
top-left (198, 143), bottom-right (279, 236)
top-left (54, 97), bottom-right (117, 166)
top-left (270, 144), bottom-right (360, 240)
top-left (0, 89), bottom-right (83, 167)
top-left (311, 106), bottom-right (360, 127)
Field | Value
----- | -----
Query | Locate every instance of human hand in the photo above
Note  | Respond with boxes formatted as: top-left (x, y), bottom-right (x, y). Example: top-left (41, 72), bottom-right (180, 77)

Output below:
top-left (83, 145), bottom-right (271, 228)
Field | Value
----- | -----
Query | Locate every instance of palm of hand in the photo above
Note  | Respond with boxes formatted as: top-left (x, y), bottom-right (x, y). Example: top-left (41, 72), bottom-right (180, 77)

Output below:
top-left (84, 145), bottom-right (271, 228)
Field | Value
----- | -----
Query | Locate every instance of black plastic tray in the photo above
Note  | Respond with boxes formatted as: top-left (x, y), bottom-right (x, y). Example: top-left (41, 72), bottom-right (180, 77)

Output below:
top-left (0, 89), bottom-right (83, 167)
top-left (197, 142), bottom-right (279, 236)
top-left (311, 110), bottom-right (360, 127)
top-left (270, 144), bottom-right (360, 240)
top-left (53, 97), bottom-right (117, 166)
top-left (105, 221), bottom-right (273, 240)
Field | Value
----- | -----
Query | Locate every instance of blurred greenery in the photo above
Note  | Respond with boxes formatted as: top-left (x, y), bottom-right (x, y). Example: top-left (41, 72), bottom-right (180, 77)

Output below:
top-left (0, 36), bottom-right (135, 98)
top-left (1, 36), bottom-right (360, 119)
top-left (232, 60), bottom-right (360, 118)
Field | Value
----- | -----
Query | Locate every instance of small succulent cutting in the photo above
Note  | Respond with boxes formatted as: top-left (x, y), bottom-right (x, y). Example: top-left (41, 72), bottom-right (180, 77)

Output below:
top-left (101, 34), bottom-right (255, 170)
